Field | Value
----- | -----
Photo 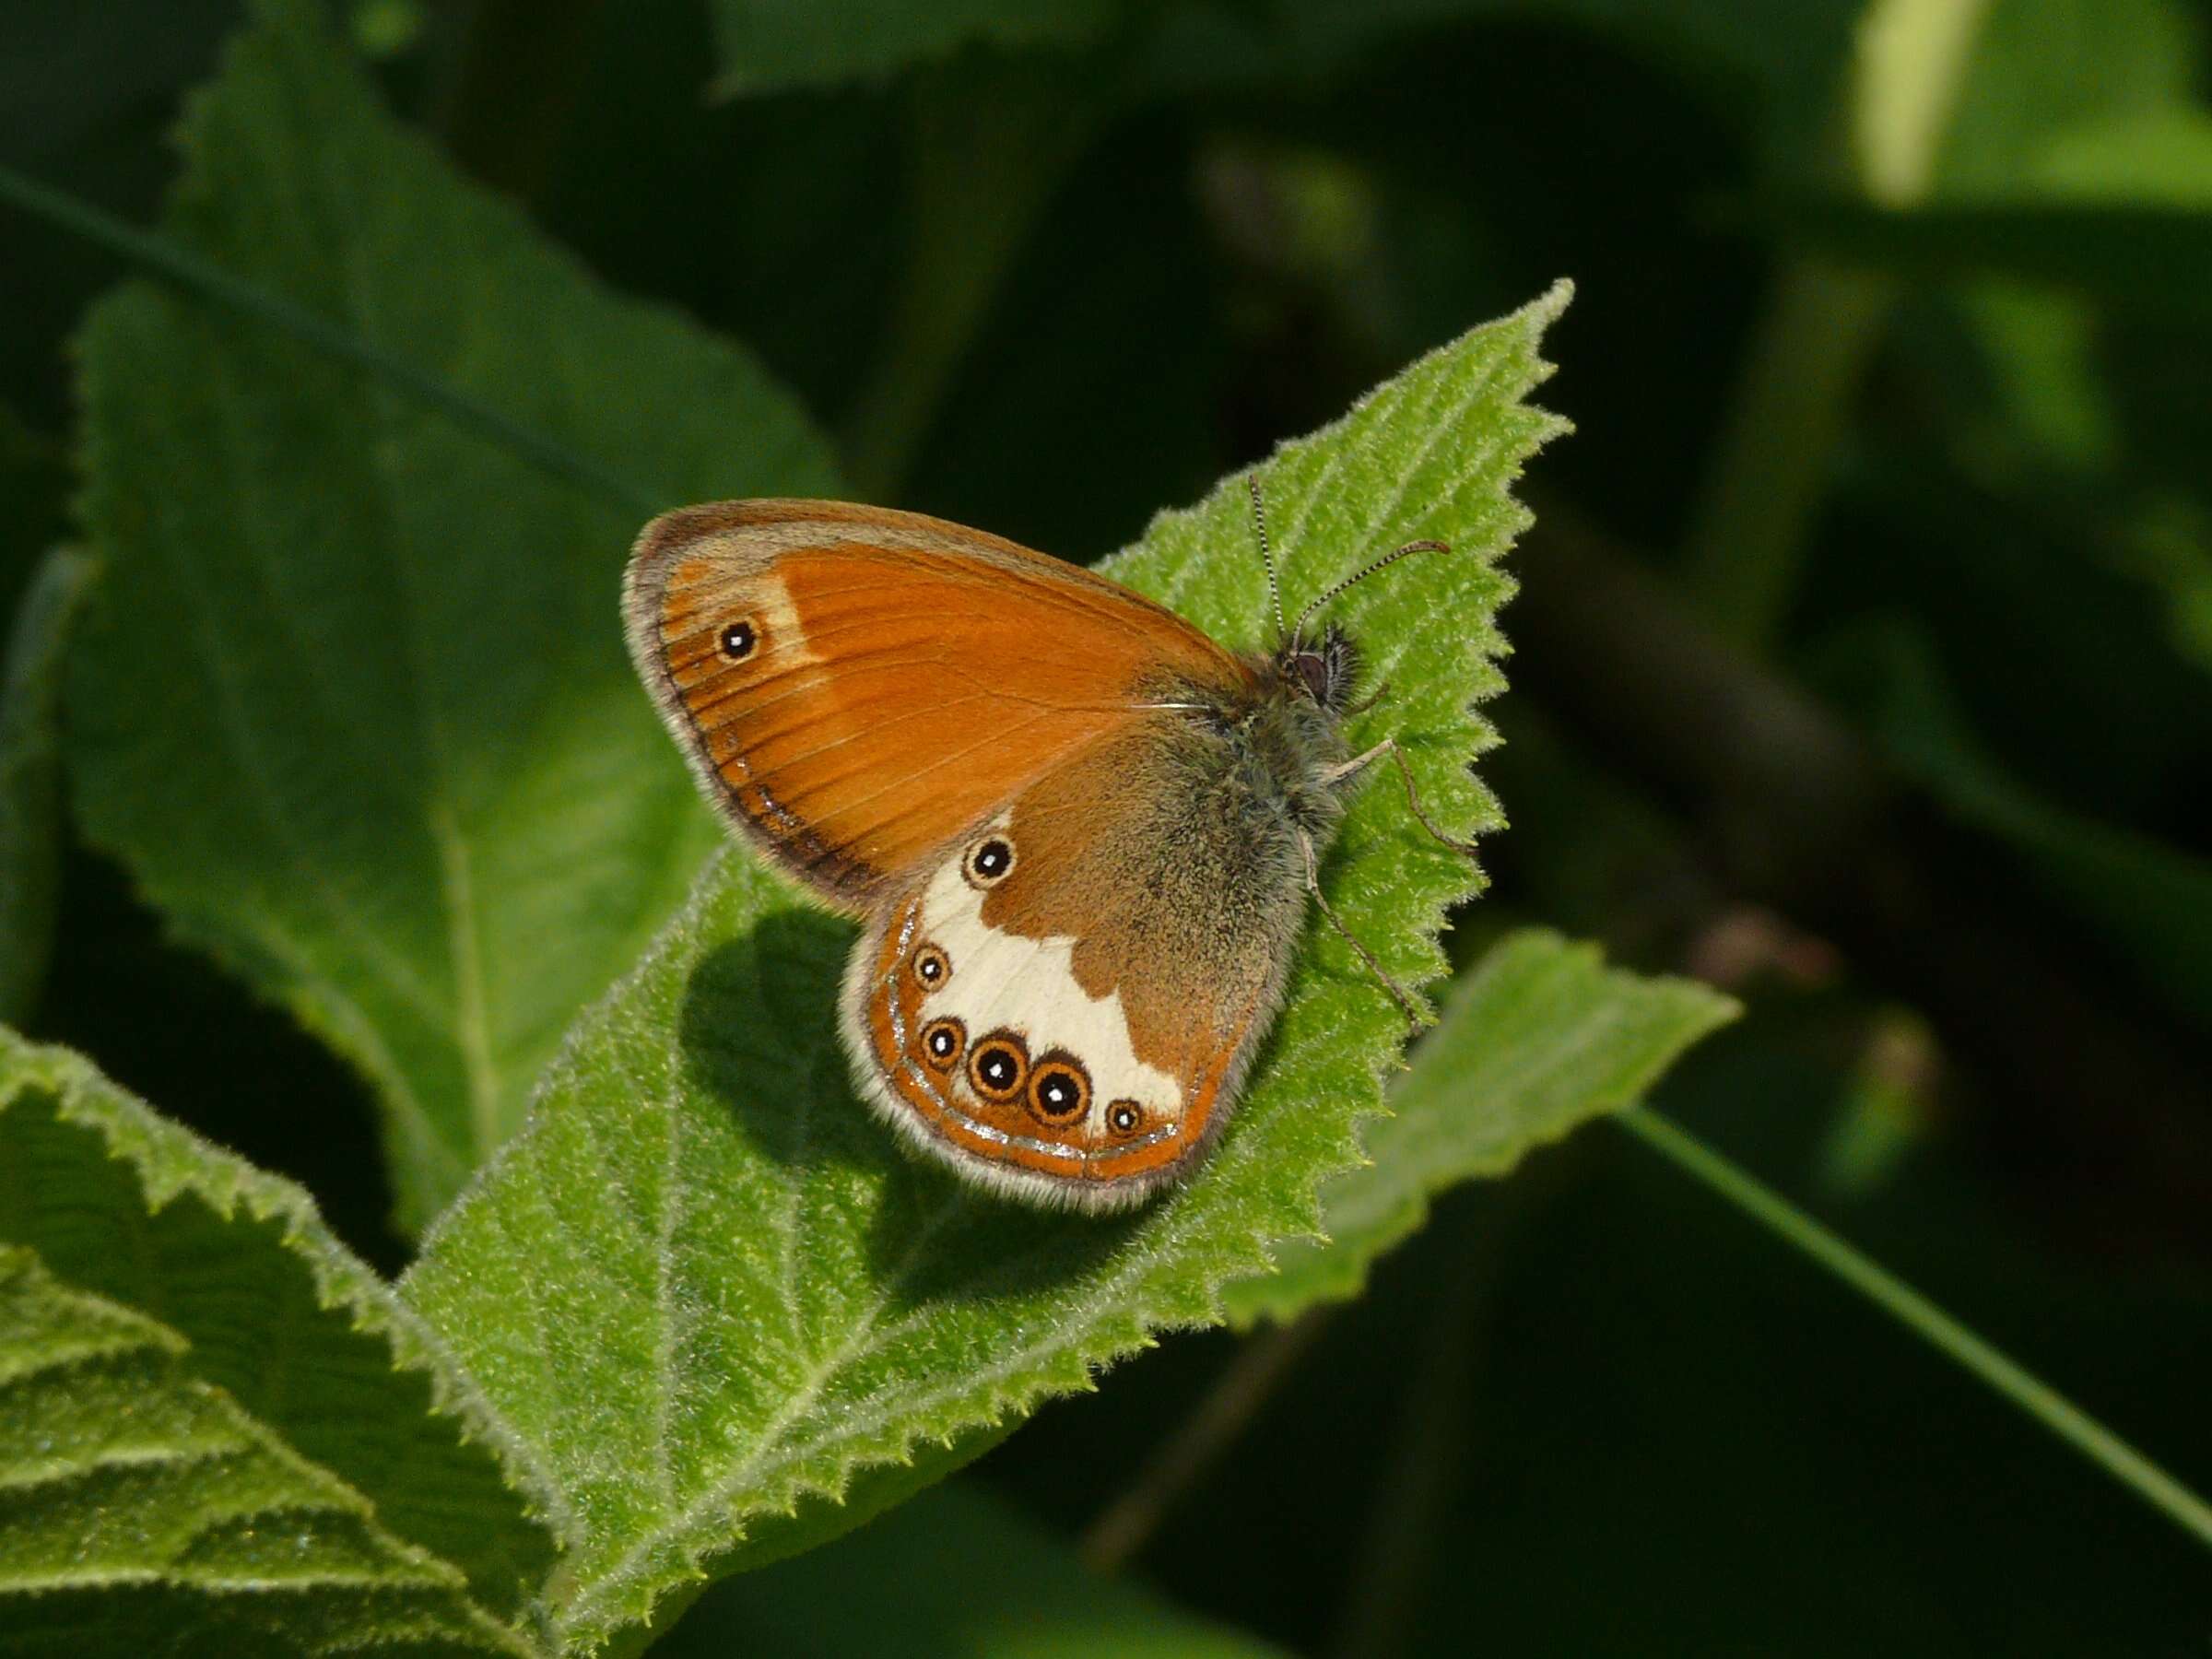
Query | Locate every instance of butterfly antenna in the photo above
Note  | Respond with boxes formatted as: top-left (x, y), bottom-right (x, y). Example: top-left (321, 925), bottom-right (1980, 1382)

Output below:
top-left (1248, 474), bottom-right (1288, 645)
top-left (1288, 535), bottom-right (1452, 643)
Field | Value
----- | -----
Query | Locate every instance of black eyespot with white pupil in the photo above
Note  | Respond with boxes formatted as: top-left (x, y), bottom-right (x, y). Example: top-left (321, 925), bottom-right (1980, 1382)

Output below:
top-left (913, 945), bottom-right (949, 987)
top-left (968, 1031), bottom-right (1028, 1100)
top-left (964, 835), bottom-right (1015, 887)
top-left (1108, 1101), bottom-right (1143, 1135)
top-left (1027, 1053), bottom-right (1089, 1125)
top-left (719, 619), bottom-right (759, 661)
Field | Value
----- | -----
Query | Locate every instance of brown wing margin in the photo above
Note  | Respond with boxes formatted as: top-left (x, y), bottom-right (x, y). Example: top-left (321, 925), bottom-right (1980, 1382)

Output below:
top-left (622, 499), bottom-right (1253, 909)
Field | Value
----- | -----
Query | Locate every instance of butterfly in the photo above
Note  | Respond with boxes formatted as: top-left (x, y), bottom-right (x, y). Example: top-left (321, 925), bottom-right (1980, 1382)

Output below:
top-left (622, 485), bottom-right (1472, 1210)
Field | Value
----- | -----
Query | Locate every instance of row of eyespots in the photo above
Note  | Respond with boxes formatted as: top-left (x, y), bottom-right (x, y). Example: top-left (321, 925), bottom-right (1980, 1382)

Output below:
top-left (916, 1018), bottom-right (1146, 1136)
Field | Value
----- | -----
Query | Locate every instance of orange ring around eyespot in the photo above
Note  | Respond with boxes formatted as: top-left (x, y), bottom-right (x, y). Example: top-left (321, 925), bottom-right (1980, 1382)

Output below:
top-left (912, 944), bottom-right (951, 988)
top-left (919, 1017), bottom-right (965, 1072)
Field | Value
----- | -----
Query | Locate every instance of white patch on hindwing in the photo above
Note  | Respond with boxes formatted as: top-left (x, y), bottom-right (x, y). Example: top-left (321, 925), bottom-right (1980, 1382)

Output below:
top-left (913, 833), bottom-right (1183, 1137)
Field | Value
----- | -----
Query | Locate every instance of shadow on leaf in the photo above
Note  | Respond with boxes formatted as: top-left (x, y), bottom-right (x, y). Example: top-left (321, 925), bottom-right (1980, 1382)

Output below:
top-left (678, 908), bottom-right (888, 1188)
top-left (674, 896), bottom-right (1149, 1303)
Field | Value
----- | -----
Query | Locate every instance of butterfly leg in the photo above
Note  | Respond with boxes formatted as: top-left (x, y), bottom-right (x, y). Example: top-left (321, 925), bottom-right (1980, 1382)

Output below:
top-left (1342, 677), bottom-right (1393, 718)
top-left (1298, 830), bottom-right (1431, 1035)
top-left (1320, 737), bottom-right (1480, 858)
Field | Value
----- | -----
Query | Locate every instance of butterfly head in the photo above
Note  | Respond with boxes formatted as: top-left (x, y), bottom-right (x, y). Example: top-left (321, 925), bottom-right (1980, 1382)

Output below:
top-left (1278, 622), bottom-right (1360, 713)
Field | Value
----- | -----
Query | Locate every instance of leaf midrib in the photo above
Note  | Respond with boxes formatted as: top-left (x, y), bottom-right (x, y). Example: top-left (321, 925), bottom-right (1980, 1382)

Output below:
top-left (331, 196), bottom-right (513, 1174)
top-left (548, 1189), bottom-right (967, 1638)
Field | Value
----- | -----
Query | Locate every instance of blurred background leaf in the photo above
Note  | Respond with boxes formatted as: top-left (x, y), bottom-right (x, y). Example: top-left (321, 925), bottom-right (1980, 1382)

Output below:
top-left (1763, 196), bottom-right (2212, 323)
top-left (65, 0), bottom-right (837, 1234)
top-left (707, 0), bottom-right (1120, 96)
top-left (1848, 622), bottom-right (2212, 1038)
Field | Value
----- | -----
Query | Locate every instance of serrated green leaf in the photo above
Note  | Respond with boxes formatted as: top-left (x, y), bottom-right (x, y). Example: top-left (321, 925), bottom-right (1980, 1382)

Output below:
top-left (402, 285), bottom-right (1570, 1651)
top-left (0, 1250), bottom-right (534, 1657)
top-left (0, 548), bottom-right (91, 1024)
top-left (1223, 929), bottom-right (1739, 1326)
top-left (67, 0), bottom-right (841, 1235)
top-left (0, 1030), bottom-right (561, 1654)
top-left (706, 0), bottom-right (1120, 96)
top-left (666, 1480), bottom-right (1288, 1656)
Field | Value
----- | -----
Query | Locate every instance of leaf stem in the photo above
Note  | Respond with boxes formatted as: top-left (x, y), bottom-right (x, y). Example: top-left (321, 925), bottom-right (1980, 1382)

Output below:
top-left (0, 161), bottom-right (664, 519)
top-left (1616, 1106), bottom-right (2212, 1552)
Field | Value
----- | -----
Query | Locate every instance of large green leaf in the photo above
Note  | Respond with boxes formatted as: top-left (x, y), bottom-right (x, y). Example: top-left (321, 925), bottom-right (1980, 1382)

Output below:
top-left (665, 1480), bottom-right (1287, 1656)
top-left (0, 1030), bottom-right (557, 1654)
top-left (0, 548), bottom-right (90, 1024)
top-left (1223, 929), bottom-right (1738, 1327)
top-left (402, 284), bottom-right (1571, 1652)
top-left (68, 0), bottom-right (841, 1235)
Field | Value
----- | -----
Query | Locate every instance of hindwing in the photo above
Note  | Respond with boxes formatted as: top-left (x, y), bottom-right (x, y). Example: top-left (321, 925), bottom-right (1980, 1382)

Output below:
top-left (838, 723), bottom-right (1306, 1209)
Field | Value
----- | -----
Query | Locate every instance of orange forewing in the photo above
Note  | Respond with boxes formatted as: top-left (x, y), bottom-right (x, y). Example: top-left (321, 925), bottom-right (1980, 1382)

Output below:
top-left (624, 500), bottom-right (1251, 907)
